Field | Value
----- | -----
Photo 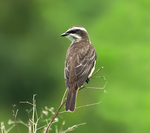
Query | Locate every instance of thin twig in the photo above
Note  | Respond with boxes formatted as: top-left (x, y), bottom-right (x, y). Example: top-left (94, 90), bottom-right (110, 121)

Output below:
top-left (59, 98), bottom-right (104, 114)
top-left (8, 120), bottom-right (29, 128)
top-left (6, 124), bottom-right (16, 133)
top-left (19, 101), bottom-right (33, 106)
top-left (61, 89), bottom-right (68, 105)
top-left (79, 82), bottom-right (107, 92)
top-left (34, 118), bottom-right (40, 133)
top-left (12, 105), bottom-right (20, 133)
top-left (17, 120), bottom-right (28, 127)
top-left (91, 76), bottom-right (106, 80)
top-left (45, 98), bottom-right (67, 133)
top-left (76, 98), bottom-right (104, 110)
top-left (28, 122), bottom-right (32, 133)
top-left (26, 109), bottom-right (31, 121)
top-left (32, 94), bottom-right (37, 133)
top-left (89, 67), bottom-right (103, 78)
top-left (80, 86), bottom-right (104, 89)
top-left (1, 122), bottom-right (5, 133)
top-left (62, 122), bottom-right (86, 133)
top-left (20, 101), bottom-right (33, 106)
top-left (36, 125), bottom-right (47, 130)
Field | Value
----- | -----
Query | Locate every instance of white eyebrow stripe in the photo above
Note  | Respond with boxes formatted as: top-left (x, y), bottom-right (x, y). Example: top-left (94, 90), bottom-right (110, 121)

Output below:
top-left (69, 27), bottom-right (87, 32)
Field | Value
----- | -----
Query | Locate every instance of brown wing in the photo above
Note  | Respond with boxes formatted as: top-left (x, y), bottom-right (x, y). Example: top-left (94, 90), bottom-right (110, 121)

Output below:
top-left (64, 44), bottom-right (97, 88)
top-left (75, 45), bottom-right (97, 87)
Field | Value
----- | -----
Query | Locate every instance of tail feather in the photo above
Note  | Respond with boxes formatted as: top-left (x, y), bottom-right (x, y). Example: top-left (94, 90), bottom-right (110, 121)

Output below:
top-left (65, 83), bottom-right (78, 112)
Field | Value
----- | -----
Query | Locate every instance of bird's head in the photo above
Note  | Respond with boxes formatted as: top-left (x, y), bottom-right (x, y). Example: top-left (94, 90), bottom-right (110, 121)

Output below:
top-left (61, 26), bottom-right (90, 43)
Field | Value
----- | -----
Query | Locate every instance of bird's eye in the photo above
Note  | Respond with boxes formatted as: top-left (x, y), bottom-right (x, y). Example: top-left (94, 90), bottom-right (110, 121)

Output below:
top-left (72, 30), bottom-right (76, 33)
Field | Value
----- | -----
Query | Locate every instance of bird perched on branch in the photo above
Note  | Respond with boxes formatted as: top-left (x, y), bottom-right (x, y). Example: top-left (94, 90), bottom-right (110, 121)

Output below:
top-left (61, 26), bottom-right (97, 112)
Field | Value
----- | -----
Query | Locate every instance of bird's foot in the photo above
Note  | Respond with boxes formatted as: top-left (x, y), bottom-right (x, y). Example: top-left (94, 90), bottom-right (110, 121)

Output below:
top-left (86, 78), bottom-right (90, 83)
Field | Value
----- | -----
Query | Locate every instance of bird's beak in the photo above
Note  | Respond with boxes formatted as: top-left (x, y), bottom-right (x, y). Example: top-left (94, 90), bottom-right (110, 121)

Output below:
top-left (61, 32), bottom-right (69, 37)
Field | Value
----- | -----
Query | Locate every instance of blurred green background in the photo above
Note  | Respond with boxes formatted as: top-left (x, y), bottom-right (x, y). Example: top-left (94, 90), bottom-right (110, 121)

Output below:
top-left (0, 0), bottom-right (150, 133)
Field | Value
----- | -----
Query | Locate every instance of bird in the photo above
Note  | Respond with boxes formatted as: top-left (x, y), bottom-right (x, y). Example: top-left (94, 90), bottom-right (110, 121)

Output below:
top-left (61, 26), bottom-right (97, 112)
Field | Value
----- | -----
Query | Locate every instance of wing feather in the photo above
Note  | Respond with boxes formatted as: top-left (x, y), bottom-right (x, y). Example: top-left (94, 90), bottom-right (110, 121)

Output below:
top-left (64, 43), bottom-right (97, 88)
top-left (75, 48), bottom-right (97, 87)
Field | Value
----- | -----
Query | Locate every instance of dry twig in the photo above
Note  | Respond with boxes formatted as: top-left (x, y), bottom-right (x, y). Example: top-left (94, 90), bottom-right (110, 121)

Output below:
top-left (45, 99), bottom-right (67, 133)
top-left (12, 105), bottom-right (20, 133)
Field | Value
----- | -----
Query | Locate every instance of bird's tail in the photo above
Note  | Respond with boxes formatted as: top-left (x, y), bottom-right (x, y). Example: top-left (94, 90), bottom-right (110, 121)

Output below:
top-left (65, 82), bottom-right (78, 112)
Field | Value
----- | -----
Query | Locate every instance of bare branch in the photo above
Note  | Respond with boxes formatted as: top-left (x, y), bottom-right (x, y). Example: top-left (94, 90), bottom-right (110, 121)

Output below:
top-left (91, 76), bottom-right (106, 80)
top-left (1, 122), bottom-right (5, 133)
top-left (62, 122), bottom-right (86, 133)
top-left (61, 89), bottom-right (68, 105)
top-left (19, 101), bottom-right (33, 106)
top-left (89, 67), bottom-right (104, 78)
top-left (79, 82), bottom-right (107, 92)
top-left (12, 105), bottom-right (20, 133)
top-left (32, 94), bottom-right (36, 133)
top-left (45, 98), bottom-right (67, 133)
top-left (76, 98), bottom-right (104, 110)
top-left (6, 124), bottom-right (16, 132)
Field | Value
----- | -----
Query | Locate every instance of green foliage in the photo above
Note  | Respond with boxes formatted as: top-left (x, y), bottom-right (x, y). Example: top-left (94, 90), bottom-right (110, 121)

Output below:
top-left (0, 0), bottom-right (150, 133)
